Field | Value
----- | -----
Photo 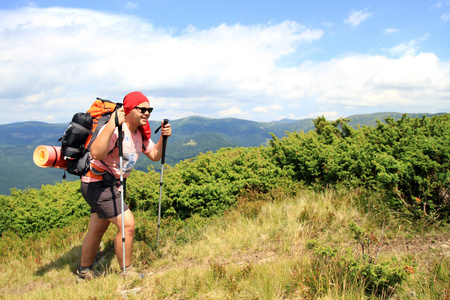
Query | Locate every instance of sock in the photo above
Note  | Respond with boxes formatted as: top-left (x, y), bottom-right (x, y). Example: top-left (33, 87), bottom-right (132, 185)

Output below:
top-left (122, 264), bottom-right (133, 271)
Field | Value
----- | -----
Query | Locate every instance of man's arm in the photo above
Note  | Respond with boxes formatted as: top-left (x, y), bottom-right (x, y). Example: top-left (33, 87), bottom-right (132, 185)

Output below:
top-left (145, 122), bottom-right (171, 162)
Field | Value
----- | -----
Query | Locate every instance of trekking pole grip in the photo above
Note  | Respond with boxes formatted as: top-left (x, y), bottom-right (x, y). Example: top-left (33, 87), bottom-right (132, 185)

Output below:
top-left (118, 124), bottom-right (123, 157)
top-left (161, 119), bottom-right (169, 165)
top-left (115, 103), bottom-right (124, 156)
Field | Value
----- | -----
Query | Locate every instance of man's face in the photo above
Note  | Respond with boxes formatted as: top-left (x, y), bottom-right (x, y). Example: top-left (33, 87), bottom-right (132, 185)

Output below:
top-left (129, 102), bottom-right (152, 127)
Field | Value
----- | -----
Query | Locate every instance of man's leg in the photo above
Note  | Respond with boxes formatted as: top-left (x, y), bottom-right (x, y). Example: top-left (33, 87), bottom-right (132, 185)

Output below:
top-left (80, 213), bottom-right (110, 267)
top-left (108, 209), bottom-right (135, 268)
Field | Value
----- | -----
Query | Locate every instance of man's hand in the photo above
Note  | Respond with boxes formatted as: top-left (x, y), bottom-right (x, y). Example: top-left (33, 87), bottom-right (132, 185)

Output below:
top-left (111, 107), bottom-right (126, 127)
top-left (160, 121), bottom-right (172, 137)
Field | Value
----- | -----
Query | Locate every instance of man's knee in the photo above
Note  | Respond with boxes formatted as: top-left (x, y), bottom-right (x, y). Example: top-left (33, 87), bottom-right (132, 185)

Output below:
top-left (88, 218), bottom-right (109, 237)
top-left (89, 226), bottom-right (108, 238)
top-left (117, 216), bottom-right (135, 236)
top-left (124, 223), bottom-right (135, 237)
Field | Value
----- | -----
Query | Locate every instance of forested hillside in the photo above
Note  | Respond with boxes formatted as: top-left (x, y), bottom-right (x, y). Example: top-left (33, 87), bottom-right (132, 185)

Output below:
top-left (0, 112), bottom-right (444, 195)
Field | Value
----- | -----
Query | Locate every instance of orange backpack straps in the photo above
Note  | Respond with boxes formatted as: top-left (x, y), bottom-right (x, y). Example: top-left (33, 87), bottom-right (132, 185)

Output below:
top-left (85, 98), bottom-right (117, 147)
top-left (87, 98), bottom-right (117, 122)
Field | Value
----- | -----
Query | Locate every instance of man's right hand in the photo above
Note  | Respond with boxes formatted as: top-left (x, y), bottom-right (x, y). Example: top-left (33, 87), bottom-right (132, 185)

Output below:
top-left (112, 107), bottom-right (126, 127)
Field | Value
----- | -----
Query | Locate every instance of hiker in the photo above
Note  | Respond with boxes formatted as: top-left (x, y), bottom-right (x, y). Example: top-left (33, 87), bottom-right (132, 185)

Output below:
top-left (77, 91), bottom-right (171, 281)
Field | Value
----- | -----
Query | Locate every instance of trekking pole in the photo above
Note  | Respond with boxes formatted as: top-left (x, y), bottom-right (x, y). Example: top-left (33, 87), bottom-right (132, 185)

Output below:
top-left (156, 119), bottom-right (169, 250)
top-left (115, 105), bottom-right (126, 275)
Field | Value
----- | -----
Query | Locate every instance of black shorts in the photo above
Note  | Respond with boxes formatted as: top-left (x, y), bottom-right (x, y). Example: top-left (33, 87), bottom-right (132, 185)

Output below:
top-left (80, 180), bottom-right (128, 219)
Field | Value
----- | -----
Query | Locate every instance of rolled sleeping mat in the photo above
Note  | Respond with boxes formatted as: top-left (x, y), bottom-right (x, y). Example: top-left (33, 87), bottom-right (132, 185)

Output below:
top-left (33, 145), bottom-right (67, 169)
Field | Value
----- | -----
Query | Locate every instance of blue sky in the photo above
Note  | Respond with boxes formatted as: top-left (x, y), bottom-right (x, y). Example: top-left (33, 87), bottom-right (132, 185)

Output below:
top-left (0, 0), bottom-right (449, 124)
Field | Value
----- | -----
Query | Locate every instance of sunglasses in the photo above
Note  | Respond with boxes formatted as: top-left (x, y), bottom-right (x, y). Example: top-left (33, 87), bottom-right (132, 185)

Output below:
top-left (134, 107), bottom-right (153, 114)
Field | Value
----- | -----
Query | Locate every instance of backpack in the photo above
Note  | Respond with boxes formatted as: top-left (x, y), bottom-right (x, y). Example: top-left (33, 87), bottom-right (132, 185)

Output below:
top-left (59, 98), bottom-right (117, 177)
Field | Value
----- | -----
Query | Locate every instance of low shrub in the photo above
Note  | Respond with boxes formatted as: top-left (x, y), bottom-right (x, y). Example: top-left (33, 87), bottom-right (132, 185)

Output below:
top-left (0, 181), bottom-right (88, 237)
top-left (270, 114), bottom-right (450, 221)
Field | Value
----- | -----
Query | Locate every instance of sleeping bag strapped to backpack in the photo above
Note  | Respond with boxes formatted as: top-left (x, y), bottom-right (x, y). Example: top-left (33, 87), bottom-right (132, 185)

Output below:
top-left (59, 98), bottom-right (117, 176)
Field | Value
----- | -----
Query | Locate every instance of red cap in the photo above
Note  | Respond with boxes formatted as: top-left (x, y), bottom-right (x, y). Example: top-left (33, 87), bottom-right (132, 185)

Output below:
top-left (123, 91), bottom-right (152, 140)
top-left (123, 91), bottom-right (149, 114)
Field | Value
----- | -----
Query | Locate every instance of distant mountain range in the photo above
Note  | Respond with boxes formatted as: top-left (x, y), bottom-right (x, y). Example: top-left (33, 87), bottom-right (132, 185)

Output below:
top-left (0, 112), bottom-right (445, 195)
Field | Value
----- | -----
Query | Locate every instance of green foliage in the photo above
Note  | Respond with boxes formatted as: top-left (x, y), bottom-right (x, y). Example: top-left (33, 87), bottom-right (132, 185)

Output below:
top-left (270, 114), bottom-right (450, 221)
top-left (154, 146), bottom-right (292, 219)
top-left (304, 238), bottom-right (410, 298)
top-left (347, 221), bottom-right (411, 296)
top-left (360, 260), bottom-right (409, 297)
top-left (349, 221), bottom-right (381, 258)
top-left (126, 168), bottom-right (160, 213)
top-left (0, 181), bottom-right (88, 237)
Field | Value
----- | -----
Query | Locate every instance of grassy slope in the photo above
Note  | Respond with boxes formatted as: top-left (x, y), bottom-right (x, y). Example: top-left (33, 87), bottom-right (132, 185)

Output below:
top-left (1, 188), bottom-right (448, 299)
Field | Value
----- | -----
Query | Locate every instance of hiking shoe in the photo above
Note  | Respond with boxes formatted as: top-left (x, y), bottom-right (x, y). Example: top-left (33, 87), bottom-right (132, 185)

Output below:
top-left (76, 268), bottom-right (94, 283)
top-left (76, 266), bottom-right (105, 283)
top-left (118, 265), bottom-right (144, 278)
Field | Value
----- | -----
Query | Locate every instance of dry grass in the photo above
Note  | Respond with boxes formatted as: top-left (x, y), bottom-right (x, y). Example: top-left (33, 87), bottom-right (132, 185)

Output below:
top-left (1, 188), bottom-right (449, 299)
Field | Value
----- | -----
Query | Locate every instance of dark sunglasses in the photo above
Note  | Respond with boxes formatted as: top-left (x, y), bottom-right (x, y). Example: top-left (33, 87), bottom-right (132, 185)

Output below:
top-left (134, 107), bottom-right (153, 114)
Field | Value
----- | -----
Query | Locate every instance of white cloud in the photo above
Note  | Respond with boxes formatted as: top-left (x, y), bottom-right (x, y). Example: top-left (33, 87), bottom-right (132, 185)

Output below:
top-left (302, 111), bottom-right (339, 120)
top-left (321, 21), bottom-right (334, 28)
top-left (297, 53), bottom-right (450, 114)
top-left (253, 104), bottom-right (282, 113)
top-left (431, 0), bottom-right (450, 9)
top-left (432, 1), bottom-right (450, 22)
top-left (219, 106), bottom-right (245, 118)
top-left (388, 42), bottom-right (418, 56)
top-left (385, 36), bottom-right (427, 57)
top-left (0, 7), bottom-right (324, 123)
top-left (127, 2), bottom-right (138, 10)
top-left (442, 13), bottom-right (450, 22)
top-left (0, 7), bottom-right (449, 125)
top-left (383, 28), bottom-right (399, 34)
top-left (345, 8), bottom-right (372, 27)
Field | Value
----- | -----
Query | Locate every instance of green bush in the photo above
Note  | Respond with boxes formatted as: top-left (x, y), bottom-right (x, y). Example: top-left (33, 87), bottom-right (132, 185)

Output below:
top-left (0, 181), bottom-right (88, 237)
top-left (139, 146), bottom-right (292, 219)
top-left (304, 238), bottom-right (410, 298)
top-left (270, 114), bottom-right (450, 221)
